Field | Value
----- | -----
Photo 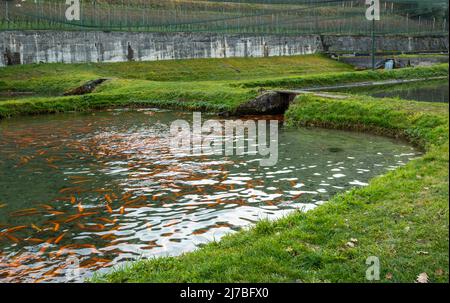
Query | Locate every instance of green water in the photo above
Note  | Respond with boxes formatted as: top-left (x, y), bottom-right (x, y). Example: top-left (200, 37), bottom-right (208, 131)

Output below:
top-left (328, 79), bottom-right (449, 103)
top-left (0, 109), bottom-right (419, 282)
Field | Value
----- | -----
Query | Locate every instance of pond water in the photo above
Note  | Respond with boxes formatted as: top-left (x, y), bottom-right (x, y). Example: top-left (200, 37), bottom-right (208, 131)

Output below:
top-left (327, 79), bottom-right (449, 103)
top-left (0, 109), bottom-right (420, 282)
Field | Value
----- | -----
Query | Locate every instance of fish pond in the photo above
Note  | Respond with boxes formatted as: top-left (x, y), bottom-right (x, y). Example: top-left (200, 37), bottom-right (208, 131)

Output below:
top-left (326, 79), bottom-right (449, 103)
top-left (0, 109), bottom-right (420, 282)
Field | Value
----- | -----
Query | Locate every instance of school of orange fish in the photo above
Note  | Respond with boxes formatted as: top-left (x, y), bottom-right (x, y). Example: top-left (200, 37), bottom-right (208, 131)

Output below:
top-left (0, 109), bottom-right (417, 282)
top-left (0, 111), bottom-right (301, 282)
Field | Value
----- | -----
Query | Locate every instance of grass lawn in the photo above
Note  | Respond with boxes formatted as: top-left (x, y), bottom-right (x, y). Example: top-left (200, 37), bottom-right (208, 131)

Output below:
top-left (0, 54), bottom-right (352, 95)
top-left (0, 54), bottom-right (447, 119)
top-left (93, 94), bottom-right (448, 283)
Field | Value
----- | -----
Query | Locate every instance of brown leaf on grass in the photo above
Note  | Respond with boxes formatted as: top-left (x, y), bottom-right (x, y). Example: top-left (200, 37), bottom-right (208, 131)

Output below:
top-left (385, 273), bottom-right (393, 280)
top-left (435, 268), bottom-right (444, 276)
top-left (416, 272), bottom-right (429, 283)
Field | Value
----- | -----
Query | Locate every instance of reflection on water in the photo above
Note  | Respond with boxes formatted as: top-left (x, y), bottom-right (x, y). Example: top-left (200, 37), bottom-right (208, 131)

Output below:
top-left (329, 79), bottom-right (449, 103)
top-left (0, 109), bottom-right (420, 282)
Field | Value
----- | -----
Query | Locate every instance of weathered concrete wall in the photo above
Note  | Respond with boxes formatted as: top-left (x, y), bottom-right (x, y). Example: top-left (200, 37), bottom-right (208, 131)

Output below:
top-left (322, 35), bottom-right (449, 54)
top-left (339, 55), bottom-right (449, 69)
top-left (0, 31), bottom-right (448, 67)
top-left (0, 31), bottom-right (321, 67)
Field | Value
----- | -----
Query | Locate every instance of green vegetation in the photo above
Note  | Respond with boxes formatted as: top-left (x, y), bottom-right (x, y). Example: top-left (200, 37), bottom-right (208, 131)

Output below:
top-left (0, 54), bottom-right (352, 92)
top-left (0, 55), bottom-right (447, 120)
top-left (237, 63), bottom-right (449, 89)
top-left (2, 0), bottom-right (446, 35)
top-left (0, 54), bottom-right (351, 117)
top-left (94, 94), bottom-right (449, 283)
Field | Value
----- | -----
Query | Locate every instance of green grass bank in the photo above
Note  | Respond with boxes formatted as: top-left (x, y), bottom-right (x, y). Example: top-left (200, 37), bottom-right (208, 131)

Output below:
top-left (93, 94), bottom-right (449, 283)
top-left (0, 55), bottom-right (447, 119)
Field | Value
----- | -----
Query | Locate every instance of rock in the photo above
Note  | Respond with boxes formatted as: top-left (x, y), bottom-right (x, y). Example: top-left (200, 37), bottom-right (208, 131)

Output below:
top-left (64, 78), bottom-right (109, 96)
top-left (230, 91), bottom-right (296, 116)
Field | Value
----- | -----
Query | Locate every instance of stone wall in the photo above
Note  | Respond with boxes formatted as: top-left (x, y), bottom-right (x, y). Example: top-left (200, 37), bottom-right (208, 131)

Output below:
top-left (0, 30), bottom-right (448, 67)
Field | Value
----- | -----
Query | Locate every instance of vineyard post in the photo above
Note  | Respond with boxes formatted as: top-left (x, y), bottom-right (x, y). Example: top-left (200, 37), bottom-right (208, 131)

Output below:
top-left (371, 18), bottom-right (375, 70)
top-left (5, 0), bottom-right (8, 21)
top-left (366, 0), bottom-right (380, 70)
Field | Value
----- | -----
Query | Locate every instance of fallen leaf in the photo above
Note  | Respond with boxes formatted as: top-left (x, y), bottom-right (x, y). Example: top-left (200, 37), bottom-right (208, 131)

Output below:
top-left (346, 241), bottom-right (355, 248)
top-left (416, 272), bottom-right (429, 283)
top-left (385, 273), bottom-right (393, 280)
top-left (435, 268), bottom-right (444, 276)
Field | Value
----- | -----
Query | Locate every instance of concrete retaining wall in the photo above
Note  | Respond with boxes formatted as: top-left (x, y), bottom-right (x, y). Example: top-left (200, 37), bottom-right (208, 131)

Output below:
top-left (0, 31), bottom-right (321, 67)
top-left (339, 55), bottom-right (449, 69)
top-left (0, 30), bottom-right (448, 67)
top-left (322, 35), bottom-right (449, 54)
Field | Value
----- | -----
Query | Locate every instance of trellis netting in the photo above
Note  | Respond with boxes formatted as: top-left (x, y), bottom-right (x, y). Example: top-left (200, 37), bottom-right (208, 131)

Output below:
top-left (0, 0), bottom-right (448, 35)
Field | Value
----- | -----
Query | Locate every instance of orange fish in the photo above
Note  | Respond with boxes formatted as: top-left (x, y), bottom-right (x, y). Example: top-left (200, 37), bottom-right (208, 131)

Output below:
top-left (124, 196), bottom-right (147, 206)
top-left (292, 193), bottom-right (303, 200)
top-left (93, 188), bottom-right (111, 194)
top-left (91, 257), bottom-right (112, 264)
top-left (10, 208), bottom-right (39, 217)
top-left (192, 229), bottom-right (208, 235)
top-left (64, 214), bottom-right (83, 223)
top-left (100, 233), bottom-right (116, 240)
top-left (40, 204), bottom-right (54, 210)
top-left (53, 223), bottom-right (60, 232)
top-left (71, 179), bottom-right (90, 184)
top-left (214, 185), bottom-right (228, 191)
top-left (104, 194), bottom-right (113, 204)
top-left (26, 238), bottom-right (45, 243)
top-left (105, 204), bottom-right (113, 214)
top-left (3, 233), bottom-right (20, 243)
top-left (77, 203), bottom-right (84, 213)
top-left (97, 217), bottom-right (115, 224)
top-left (76, 223), bottom-right (105, 231)
top-left (31, 224), bottom-right (43, 232)
top-left (6, 225), bottom-right (27, 233)
top-left (48, 210), bottom-right (65, 216)
top-left (59, 186), bottom-right (82, 194)
top-left (54, 233), bottom-right (66, 244)
top-left (163, 220), bottom-right (179, 228)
